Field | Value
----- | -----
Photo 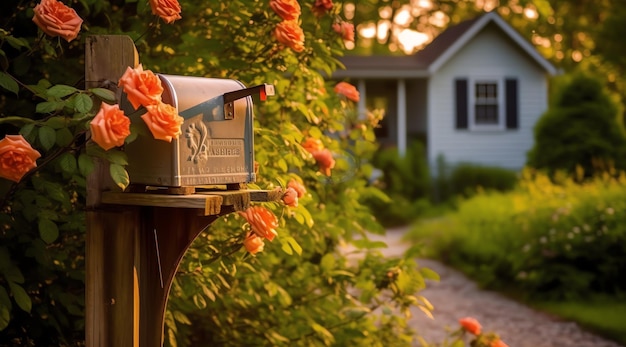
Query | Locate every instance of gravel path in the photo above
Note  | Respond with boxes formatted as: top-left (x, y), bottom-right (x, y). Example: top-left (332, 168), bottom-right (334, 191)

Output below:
top-left (376, 226), bottom-right (625, 347)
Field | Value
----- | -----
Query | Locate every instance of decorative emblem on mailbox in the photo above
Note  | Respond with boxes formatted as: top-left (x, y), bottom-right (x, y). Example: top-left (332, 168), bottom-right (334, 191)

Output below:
top-left (124, 75), bottom-right (274, 189)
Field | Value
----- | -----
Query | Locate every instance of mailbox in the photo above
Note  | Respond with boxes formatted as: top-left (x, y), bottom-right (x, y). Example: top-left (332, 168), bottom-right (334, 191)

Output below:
top-left (125, 75), bottom-right (274, 188)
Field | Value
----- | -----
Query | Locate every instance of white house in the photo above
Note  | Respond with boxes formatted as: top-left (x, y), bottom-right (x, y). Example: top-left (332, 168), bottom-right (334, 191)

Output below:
top-left (333, 11), bottom-right (557, 172)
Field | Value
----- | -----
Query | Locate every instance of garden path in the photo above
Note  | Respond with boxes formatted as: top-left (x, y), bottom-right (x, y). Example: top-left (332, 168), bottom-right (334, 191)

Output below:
top-left (375, 226), bottom-right (625, 347)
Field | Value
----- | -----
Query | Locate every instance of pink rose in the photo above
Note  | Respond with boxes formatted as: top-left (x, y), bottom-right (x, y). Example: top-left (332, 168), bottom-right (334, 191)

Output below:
top-left (302, 137), bottom-right (324, 153)
top-left (0, 135), bottom-right (41, 183)
top-left (90, 103), bottom-right (131, 150)
top-left (312, 148), bottom-right (335, 176)
top-left (243, 232), bottom-right (265, 255)
top-left (332, 21), bottom-right (354, 42)
top-left (491, 339), bottom-right (509, 347)
top-left (312, 0), bottom-right (333, 17)
top-left (459, 317), bottom-right (482, 335)
top-left (287, 179), bottom-right (306, 198)
top-left (141, 102), bottom-right (184, 142)
top-left (118, 64), bottom-right (164, 110)
top-left (32, 0), bottom-right (83, 42)
top-left (334, 81), bottom-right (360, 102)
top-left (270, 0), bottom-right (301, 21)
top-left (274, 20), bottom-right (305, 53)
top-left (282, 187), bottom-right (298, 207)
top-left (149, 0), bottom-right (182, 24)
top-left (239, 206), bottom-right (279, 241)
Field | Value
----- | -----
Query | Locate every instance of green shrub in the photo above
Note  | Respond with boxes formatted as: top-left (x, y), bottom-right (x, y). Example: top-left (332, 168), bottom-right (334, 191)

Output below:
top-left (527, 72), bottom-right (626, 177)
top-left (447, 163), bottom-right (518, 197)
top-left (406, 170), bottom-right (626, 300)
top-left (367, 141), bottom-right (432, 226)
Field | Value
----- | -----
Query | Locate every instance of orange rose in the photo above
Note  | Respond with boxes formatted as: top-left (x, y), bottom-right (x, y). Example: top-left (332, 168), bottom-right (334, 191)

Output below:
top-left (89, 103), bottom-right (131, 150)
top-left (118, 64), bottom-right (164, 110)
top-left (141, 102), bottom-right (184, 142)
top-left (312, 148), bottom-right (335, 176)
top-left (282, 187), bottom-right (298, 207)
top-left (491, 339), bottom-right (509, 347)
top-left (243, 232), bottom-right (265, 255)
top-left (274, 20), bottom-right (305, 53)
top-left (287, 179), bottom-right (306, 198)
top-left (149, 0), bottom-right (182, 24)
top-left (459, 317), bottom-right (482, 335)
top-left (311, 0), bottom-right (333, 17)
top-left (270, 0), bottom-right (301, 21)
top-left (0, 135), bottom-right (41, 183)
top-left (302, 137), bottom-right (324, 153)
top-left (332, 21), bottom-right (354, 42)
top-left (32, 0), bottom-right (83, 42)
top-left (239, 206), bottom-right (279, 241)
top-left (334, 81), bottom-right (360, 102)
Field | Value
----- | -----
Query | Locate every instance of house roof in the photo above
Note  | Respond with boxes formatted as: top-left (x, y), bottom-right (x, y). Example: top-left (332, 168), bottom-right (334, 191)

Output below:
top-left (333, 11), bottom-right (557, 79)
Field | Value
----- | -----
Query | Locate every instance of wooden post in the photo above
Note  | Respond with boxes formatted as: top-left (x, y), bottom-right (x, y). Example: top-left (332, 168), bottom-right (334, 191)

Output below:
top-left (85, 35), bottom-right (140, 347)
top-left (84, 35), bottom-right (282, 347)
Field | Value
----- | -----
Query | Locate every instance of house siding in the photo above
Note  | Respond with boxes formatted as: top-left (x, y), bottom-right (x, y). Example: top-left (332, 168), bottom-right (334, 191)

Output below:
top-left (427, 23), bottom-right (549, 172)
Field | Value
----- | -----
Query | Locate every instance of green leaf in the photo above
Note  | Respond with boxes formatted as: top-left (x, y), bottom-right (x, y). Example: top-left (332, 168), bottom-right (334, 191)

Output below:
top-left (192, 294), bottom-right (207, 309)
top-left (420, 267), bottom-right (440, 281)
top-left (36, 101), bottom-right (64, 114)
top-left (0, 71), bottom-right (18, 94)
top-left (2, 266), bottom-right (24, 284)
top-left (280, 241), bottom-right (293, 255)
top-left (58, 153), bottom-right (77, 174)
top-left (38, 126), bottom-right (56, 151)
top-left (47, 85), bottom-right (78, 98)
top-left (74, 93), bottom-right (93, 113)
top-left (109, 163), bottom-right (129, 190)
top-left (532, 0), bottom-right (554, 17)
top-left (0, 286), bottom-right (11, 330)
top-left (56, 127), bottom-right (74, 147)
top-left (78, 153), bottom-right (95, 177)
top-left (90, 88), bottom-right (116, 102)
top-left (353, 238), bottom-right (387, 250)
top-left (8, 282), bottom-right (31, 313)
top-left (5, 36), bottom-right (30, 50)
top-left (285, 236), bottom-right (302, 256)
top-left (44, 116), bottom-right (68, 129)
top-left (19, 123), bottom-right (36, 141)
top-left (44, 181), bottom-right (68, 203)
top-left (320, 253), bottom-right (335, 272)
top-left (105, 150), bottom-right (128, 165)
top-left (38, 218), bottom-right (59, 244)
top-left (450, 339), bottom-right (465, 347)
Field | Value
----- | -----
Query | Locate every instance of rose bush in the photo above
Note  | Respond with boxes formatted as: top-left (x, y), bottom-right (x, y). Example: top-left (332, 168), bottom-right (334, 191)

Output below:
top-left (0, 0), bottom-right (436, 346)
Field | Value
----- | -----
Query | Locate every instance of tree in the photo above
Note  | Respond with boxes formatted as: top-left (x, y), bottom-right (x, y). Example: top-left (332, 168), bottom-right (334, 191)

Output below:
top-left (527, 72), bottom-right (626, 177)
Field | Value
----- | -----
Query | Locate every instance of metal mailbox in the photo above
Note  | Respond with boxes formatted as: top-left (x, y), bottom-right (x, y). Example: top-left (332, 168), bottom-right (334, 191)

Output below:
top-left (125, 75), bottom-right (273, 188)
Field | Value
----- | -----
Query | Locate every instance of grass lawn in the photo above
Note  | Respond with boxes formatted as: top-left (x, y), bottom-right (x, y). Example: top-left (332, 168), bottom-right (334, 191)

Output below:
top-left (533, 297), bottom-right (626, 346)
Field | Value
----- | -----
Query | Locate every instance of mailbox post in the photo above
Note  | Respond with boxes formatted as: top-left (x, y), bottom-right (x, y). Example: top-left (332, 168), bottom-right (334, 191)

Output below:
top-left (85, 35), bottom-right (281, 347)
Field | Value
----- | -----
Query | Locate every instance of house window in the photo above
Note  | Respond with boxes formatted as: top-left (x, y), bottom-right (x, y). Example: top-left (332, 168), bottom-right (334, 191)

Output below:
top-left (455, 78), bottom-right (518, 131)
top-left (474, 82), bottom-right (498, 125)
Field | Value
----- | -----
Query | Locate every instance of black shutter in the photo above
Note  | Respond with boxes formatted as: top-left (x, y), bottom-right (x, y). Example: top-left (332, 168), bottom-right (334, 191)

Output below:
top-left (505, 78), bottom-right (518, 129)
top-left (455, 79), bottom-right (468, 129)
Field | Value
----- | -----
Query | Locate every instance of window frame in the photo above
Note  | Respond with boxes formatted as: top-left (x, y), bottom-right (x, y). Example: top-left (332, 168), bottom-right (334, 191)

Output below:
top-left (468, 77), bottom-right (505, 131)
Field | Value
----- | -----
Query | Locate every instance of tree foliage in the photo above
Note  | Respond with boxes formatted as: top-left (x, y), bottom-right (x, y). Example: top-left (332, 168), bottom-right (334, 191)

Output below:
top-left (527, 72), bottom-right (626, 177)
top-left (0, 0), bottom-right (434, 346)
